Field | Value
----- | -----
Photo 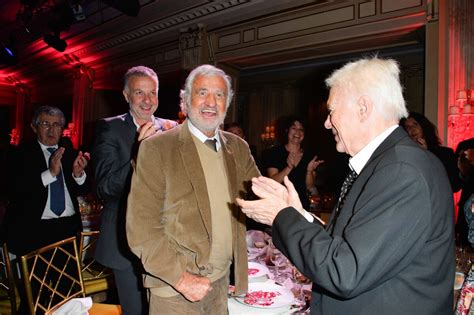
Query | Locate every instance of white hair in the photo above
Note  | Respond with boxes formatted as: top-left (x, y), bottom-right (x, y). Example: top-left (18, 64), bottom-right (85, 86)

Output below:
top-left (179, 64), bottom-right (234, 113)
top-left (325, 57), bottom-right (408, 121)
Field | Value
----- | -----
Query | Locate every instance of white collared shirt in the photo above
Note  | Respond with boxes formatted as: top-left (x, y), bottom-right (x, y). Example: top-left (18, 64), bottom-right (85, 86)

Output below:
top-left (38, 141), bottom-right (85, 219)
top-left (131, 111), bottom-right (154, 131)
top-left (301, 124), bottom-right (399, 223)
top-left (187, 120), bottom-right (221, 151)
top-left (349, 125), bottom-right (398, 175)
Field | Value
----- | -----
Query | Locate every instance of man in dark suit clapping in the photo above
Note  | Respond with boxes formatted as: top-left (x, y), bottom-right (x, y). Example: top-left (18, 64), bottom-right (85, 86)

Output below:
top-left (237, 57), bottom-right (454, 314)
top-left (5, 105), bottom-right (90, 313)
top-left (6, 105), bottom-right (89, 257)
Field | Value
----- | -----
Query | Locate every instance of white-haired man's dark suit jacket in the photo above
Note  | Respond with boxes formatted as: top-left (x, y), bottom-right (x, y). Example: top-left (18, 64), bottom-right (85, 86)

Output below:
top-left (272, 127), bottom-right (454, 314)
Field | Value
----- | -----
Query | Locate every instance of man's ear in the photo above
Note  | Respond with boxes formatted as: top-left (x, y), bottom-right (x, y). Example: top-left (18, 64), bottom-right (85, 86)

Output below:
top-left (357, 95), bottom-right (372, 122)
top-left (30, 123), bottom-right (38, 135)
top-left (123, 90), bottom-right (129, 103)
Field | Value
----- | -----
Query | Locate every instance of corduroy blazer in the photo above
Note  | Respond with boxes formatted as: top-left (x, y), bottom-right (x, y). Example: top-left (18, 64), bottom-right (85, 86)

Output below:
top-left (126, 120), bottom-right (259, 295)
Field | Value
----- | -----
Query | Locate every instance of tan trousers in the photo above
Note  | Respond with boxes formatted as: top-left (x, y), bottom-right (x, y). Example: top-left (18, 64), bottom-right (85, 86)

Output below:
top-left (149, 275), bottom-right (229, 315)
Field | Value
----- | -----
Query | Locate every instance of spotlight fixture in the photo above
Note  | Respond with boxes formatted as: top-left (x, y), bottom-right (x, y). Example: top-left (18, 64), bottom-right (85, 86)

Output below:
top-left (71, 4), bottom-right (86, 22)
top-left (43, 32), bottom-right (67, 52)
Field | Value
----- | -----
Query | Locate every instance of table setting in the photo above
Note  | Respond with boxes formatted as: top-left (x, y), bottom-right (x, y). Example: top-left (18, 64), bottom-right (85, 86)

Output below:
top-left (228, 230), bottom-right (312, 314)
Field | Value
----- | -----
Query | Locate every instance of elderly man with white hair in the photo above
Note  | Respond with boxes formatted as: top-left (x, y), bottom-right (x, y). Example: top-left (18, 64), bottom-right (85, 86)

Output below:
top-left (237, 57), bottom-right (454, 314)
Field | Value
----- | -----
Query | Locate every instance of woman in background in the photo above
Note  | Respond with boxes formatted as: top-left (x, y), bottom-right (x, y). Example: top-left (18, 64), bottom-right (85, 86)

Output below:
top-left (401, 111), bottom-right (461, 192)
top-left (265, 116), bottom-right (324, 210)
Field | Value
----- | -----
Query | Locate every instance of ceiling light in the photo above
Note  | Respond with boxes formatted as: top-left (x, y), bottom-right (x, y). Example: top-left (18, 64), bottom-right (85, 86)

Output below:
top-left (71, 4), bottom-right (86, 22)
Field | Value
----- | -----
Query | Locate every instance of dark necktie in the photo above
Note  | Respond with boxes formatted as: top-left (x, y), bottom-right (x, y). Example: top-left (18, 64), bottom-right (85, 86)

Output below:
top-left (47, 148), bottom-right (65, 216)
top-left (335, 169), bottom-right (358, 213)
top-left (204, 139), bottom-right (217, 152)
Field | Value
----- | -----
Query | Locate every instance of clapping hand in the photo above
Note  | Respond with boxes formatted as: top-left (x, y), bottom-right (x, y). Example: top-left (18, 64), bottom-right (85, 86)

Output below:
top-left (236, 176), bottom-right (304, 226)
top-left (73, 151), bottom-right (90, 178)
top-left (49, 147), bottom-right (65, 177)
top-left (287, 151), bottom-right (303, 169)
top-left (307, 155), bottom-right (324, 172)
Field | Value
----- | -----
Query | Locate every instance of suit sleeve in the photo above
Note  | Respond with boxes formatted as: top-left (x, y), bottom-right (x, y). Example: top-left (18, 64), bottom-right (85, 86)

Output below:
top-left (8, 145), bottom-right (46, 219)
top-left (272, 162), bottom-right (432, 298)
top-left (241, 140), bottom-right (261, 180)
top-left (126, 139), bottom-right (188, 287)
top-left (92, 120), bottom-right (133, 201)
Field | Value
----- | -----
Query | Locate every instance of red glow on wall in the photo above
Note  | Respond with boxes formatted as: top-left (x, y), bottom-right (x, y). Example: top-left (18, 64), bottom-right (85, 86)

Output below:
top-left (446, 0), bottom-right (474, 151)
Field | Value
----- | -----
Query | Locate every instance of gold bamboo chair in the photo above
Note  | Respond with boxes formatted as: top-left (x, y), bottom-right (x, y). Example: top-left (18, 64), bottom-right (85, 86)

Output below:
top-left (20, 236), bottom-right (121, 315)
top-left (79, 231), bottom-right (114, 295)
top-left (0, 241), bottom-right (18, 314)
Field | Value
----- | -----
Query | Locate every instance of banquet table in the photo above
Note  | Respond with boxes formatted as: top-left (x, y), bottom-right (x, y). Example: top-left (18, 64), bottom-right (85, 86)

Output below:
top-left (227, 230), bottom-right (311, 314)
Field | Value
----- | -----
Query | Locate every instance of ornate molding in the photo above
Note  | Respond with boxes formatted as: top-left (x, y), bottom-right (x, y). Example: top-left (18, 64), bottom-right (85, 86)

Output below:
top-left (179, 24), bottom-right (213, 69)
top-left (212, 0), bottom-right (427, 68)
top-left (72, 0), bottom-right (250, 59)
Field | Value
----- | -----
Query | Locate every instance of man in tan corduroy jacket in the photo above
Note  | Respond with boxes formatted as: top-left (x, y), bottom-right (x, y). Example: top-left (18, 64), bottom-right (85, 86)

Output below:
top-left (126, 64), bottom-right (259, 314)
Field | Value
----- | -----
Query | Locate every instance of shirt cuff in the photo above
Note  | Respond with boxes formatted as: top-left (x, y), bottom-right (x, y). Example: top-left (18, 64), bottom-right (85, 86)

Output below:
top-left (42, 170), bottom-right (56, 186)
top-left (301, 209), bottom-right (314, 223)
top-left (73, 172), bottom-right (87, 185)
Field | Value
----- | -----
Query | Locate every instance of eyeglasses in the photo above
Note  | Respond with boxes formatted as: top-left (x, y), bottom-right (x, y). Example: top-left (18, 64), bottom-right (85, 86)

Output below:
top-left (37, 121), bottom-right (64, 130)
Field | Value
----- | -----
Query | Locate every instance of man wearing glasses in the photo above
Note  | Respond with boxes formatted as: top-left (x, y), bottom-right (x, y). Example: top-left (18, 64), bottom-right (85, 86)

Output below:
top-left (5, 105), bottom-right (90, 258)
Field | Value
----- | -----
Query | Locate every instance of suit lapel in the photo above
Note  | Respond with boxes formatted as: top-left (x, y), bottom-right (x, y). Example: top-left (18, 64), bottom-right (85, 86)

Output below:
top-left (220, 131), bottom-right (237, 199)
top-left (123, 113), bottom-right (140, 154)
top-left (220, 131), bottom-right (240, 255)
top-left (327, 127), bottom-right (407, 233)
top-left (32, 141), bottom-right (48, 171)
top-left (178, 121), bottom-right (212, 238)
top-left (124, 113), bottom-right (137, 132)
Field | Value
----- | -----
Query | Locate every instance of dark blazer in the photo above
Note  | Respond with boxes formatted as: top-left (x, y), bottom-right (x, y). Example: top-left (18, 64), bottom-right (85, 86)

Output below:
top-left (5, 140), bottom-right (85, 256)
top-left (92, 112), bottom-right (177, 269)
top-left (272, 127), bottom-right (455, 314)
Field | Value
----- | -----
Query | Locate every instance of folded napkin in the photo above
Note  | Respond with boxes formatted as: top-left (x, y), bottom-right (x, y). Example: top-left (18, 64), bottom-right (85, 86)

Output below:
top-left (50, 297), bottom-right (93, 315)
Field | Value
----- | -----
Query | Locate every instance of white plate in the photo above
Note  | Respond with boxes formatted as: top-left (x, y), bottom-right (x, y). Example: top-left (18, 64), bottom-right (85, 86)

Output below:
top-left (248, 262), bottom-right (270, 279)
top-left (235, 282), bottom-right (294, 308)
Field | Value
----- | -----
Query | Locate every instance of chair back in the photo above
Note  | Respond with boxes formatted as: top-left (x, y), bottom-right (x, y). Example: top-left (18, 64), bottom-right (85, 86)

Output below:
top-left (79, 231), bottom-right (111, 280)
top-left (0, 241), bottom-right (17, 314)
top-left (20, 236), bottom-right (85, 314)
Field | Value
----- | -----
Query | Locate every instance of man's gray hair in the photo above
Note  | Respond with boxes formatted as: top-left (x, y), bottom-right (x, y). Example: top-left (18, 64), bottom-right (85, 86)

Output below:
top-left (32, 105), bottom-right (66, 127)
top-left (124, 66), bottom-right (159, 91)
top-left (325, 57), bottom-right (408, 121)
top-left (179, 64), bottom-right (234, 112)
